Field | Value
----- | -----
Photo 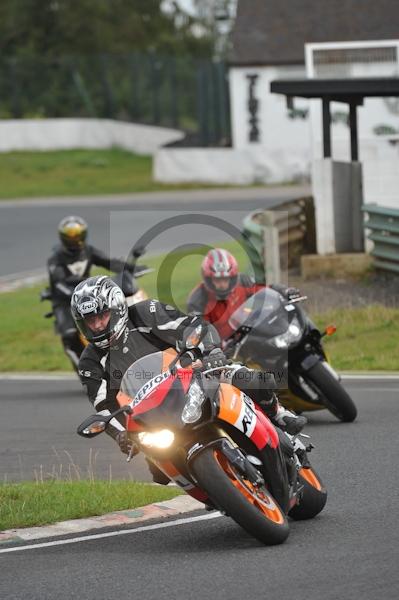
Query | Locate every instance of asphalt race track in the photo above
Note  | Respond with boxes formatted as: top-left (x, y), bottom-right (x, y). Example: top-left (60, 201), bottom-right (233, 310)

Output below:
top-left (0, 376), bottom-right (152, 483)
top-left (0, 376), bottom-right (398, 600)
top-left (0, 186), bottom-right (309, 278)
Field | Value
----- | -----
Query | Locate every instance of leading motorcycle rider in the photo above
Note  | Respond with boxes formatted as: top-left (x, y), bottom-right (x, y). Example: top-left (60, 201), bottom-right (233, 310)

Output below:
top-left (48, 215), bottom-right (140, 369)
top-left (71, 275), bottom-right (306, 481)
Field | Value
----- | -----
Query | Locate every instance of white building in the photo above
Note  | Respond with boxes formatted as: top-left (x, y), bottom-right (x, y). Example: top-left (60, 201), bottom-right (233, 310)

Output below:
top-left (156, 0), bottom-right (399, 214)
top-left (228, 0), bottom-right (399, 209)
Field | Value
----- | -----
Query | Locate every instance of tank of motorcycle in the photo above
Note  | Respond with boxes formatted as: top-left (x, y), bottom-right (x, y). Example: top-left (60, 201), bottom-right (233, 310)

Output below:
top-left (116, 350), bottom-right (194, 431)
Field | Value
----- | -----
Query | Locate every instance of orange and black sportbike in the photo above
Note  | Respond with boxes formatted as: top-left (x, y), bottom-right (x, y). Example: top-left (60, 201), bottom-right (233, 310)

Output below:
top-left (225, 288), bottom-right (357, 423)
top-left (77, 329), bottom-right (327, 546)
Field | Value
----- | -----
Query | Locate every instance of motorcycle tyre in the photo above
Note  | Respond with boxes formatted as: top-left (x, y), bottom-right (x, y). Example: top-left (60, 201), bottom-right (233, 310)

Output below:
top-left (191, 447), bottom-right (289, 546)
top-left (306, 361), bottom-right (357, 422)
top-left (289, 467), bottom-right (327, 520)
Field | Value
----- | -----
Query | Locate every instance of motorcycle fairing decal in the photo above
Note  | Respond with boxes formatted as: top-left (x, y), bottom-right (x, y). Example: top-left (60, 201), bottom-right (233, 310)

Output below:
top-left (129, 375), bottom-right (176, 416)
top-left (123, 372), bottom-right (195, 433)
top-left (133, 370), bottom-right (172, 406)
top-left (153, 459), bottom-right (208, 502)
top-left (251, 408), bottom-right (279, 450)
top-left (217, 384), bottom-right (279, 450)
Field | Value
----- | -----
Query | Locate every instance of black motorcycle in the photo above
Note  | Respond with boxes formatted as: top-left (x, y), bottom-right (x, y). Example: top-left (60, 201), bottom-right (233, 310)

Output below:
top-left (225, 287), bottom-right (357, 422)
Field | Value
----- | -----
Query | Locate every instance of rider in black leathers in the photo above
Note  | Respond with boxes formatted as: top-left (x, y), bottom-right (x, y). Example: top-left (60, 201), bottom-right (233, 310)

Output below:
top-left (71, 276), bottom-right (306, 482)
top-left (47, 215), bottom-right (137, 369)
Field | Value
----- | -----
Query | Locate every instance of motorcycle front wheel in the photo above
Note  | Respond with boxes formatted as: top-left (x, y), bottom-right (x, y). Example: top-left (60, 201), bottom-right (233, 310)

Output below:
top-left (191, 447), bottom-right (289, 545)
top-left (306, 361), bottom-right (357, 422)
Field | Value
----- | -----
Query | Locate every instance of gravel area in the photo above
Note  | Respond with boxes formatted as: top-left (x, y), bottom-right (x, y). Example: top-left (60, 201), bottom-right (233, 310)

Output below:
top-left (288, 271), bottom-right (399, 313)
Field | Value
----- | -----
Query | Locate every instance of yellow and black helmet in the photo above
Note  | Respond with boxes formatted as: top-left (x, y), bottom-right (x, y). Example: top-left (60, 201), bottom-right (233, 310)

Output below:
top-left (58, 215), bottom-right (88, 251)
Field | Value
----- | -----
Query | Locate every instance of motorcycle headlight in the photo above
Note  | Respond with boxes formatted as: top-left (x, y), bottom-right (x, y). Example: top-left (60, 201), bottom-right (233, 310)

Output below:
top-left (270, 316), bottom-right (302, 349)
top-left (138, 429), bottom-right (175, 449)
top-left (181, 380), bottom-right (206, 424)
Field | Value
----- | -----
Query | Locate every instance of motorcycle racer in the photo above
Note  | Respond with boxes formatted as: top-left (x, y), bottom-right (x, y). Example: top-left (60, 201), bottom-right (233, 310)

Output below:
top-left (187, 248), bottom-right (301, 339)
top-left (47, 215), bottom-right (141, 369)
top-left (71, 276), bottom-right (307, 478)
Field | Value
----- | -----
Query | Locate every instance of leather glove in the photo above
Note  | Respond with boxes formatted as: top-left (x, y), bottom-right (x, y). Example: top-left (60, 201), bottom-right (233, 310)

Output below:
top-left (179, 350), bottom-right (199, 368)
top-left (203, 348), bottom-right (227, 370)
top-left (116, 431), bottom-right (138, 457)
top-left (285, 287), bottom-right (301, 301)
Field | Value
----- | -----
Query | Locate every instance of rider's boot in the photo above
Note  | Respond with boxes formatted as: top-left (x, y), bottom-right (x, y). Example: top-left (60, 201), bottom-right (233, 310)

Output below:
top-left (272, 402), bottom-right (307, 435)
top-left (259, 394), bottom-right (307, 435)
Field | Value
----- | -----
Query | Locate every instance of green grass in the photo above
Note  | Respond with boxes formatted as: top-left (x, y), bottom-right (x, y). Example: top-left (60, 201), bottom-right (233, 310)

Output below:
top-left (0, 480), bottom-right (182, 530)
top-left (313, 304), bottom-right (399, 371)
top-left (0, 148), bottom-right (239, 199)
top-left (1, 241), bottom-right (398, 371)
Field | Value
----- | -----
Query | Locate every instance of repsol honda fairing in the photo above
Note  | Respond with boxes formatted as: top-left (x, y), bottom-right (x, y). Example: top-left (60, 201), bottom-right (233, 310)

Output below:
top-left (226, 288), bottom-right (357, 422)
top-left (77, 342), bottom-right (327, 545)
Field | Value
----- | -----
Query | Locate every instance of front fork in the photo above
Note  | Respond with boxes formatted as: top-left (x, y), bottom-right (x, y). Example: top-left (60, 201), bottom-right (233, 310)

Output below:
top-left (187, 437), bottom-right (265, 487)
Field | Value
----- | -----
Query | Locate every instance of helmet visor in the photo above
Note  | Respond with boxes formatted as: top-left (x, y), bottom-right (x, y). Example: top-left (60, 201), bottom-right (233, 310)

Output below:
top-left (76, 309), bottom-right (112, 343)
top-left (84, 310), bottom-right (111, 334)
top-left (60, 225), bottom-right (87, 249)
top-left (211, 276), bottom-right (231, 292)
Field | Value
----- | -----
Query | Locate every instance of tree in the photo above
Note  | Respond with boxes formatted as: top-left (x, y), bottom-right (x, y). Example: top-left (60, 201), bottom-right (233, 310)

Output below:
top-left (0, 0), bottom-right (214, 57)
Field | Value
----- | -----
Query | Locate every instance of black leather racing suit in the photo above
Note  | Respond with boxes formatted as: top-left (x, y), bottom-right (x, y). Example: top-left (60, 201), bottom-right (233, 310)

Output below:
top-left (47, 243), bottom-right (133, 363)
top-left (77, 299), bottom-right (278, 442)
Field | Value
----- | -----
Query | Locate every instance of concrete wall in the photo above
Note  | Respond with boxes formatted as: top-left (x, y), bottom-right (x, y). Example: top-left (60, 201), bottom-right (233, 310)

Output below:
top-left (154, 146), bottom-right (306, 185)
top-left (312, 159), bottom-right (364, 254)
top-left (0, 119), bottom-right (184, 155)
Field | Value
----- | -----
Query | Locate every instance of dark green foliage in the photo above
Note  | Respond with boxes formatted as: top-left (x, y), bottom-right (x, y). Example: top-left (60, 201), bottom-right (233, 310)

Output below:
top-left (0, 0), bottom-right (213, 58)
top-left (0, 2), bottom-right (231, 144)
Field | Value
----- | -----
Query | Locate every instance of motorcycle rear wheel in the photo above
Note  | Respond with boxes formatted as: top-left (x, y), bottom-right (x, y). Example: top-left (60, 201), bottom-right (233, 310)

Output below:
top-left (306, 361), bottom-right (357, 422)
top-left (289, 467), bottom-right (327, 520)
top-left (191, 447), bottom-right (289, 545)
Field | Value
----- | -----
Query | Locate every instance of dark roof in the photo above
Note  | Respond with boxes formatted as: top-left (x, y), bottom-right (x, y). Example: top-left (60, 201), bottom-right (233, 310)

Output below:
top-left (270, 77), bottom-right (399, 101)
top-left (230, 0), bottom-right (399, 66)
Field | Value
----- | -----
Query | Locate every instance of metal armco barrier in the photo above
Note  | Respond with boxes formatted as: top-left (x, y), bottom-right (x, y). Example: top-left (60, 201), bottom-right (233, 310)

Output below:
top-left (242, 196), bottom-right (316, 283)
top-left (362, 204), bottom-right (399, 274)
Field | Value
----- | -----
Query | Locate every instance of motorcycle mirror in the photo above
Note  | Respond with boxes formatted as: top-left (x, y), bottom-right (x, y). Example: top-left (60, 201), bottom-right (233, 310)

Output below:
top-left (184, 324), bottom-right (204, 350)
top-left (77, 415), bottom-right (110, 438)
top-left (77, 405), bottom-right (132, 438)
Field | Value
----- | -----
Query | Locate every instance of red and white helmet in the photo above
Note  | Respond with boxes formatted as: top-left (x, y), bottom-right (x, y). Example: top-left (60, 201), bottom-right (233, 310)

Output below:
top-left (201, 249), bottom-right (238, 299)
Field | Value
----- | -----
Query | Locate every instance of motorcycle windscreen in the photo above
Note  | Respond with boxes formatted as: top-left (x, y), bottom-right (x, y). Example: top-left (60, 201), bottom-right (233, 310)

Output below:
top-left (228, 288), bottom-right (289, 337)
top-left (117, 349), bottom-right (177, 404)
top-left (116, 349), bottom-right (193, 430)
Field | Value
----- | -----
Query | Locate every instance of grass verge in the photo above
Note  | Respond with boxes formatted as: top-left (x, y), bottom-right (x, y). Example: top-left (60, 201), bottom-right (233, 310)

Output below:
top-left (312, 304), bottom-right (399, 371)
top-left (0, 480), bottom-right (182, 531)
top-left (0, 148), bottom-right (237, 199)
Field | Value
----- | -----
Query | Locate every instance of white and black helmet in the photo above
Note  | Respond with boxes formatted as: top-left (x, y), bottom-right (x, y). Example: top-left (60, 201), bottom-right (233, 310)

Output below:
top-left (71, 276), bottom-right (128, 349)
